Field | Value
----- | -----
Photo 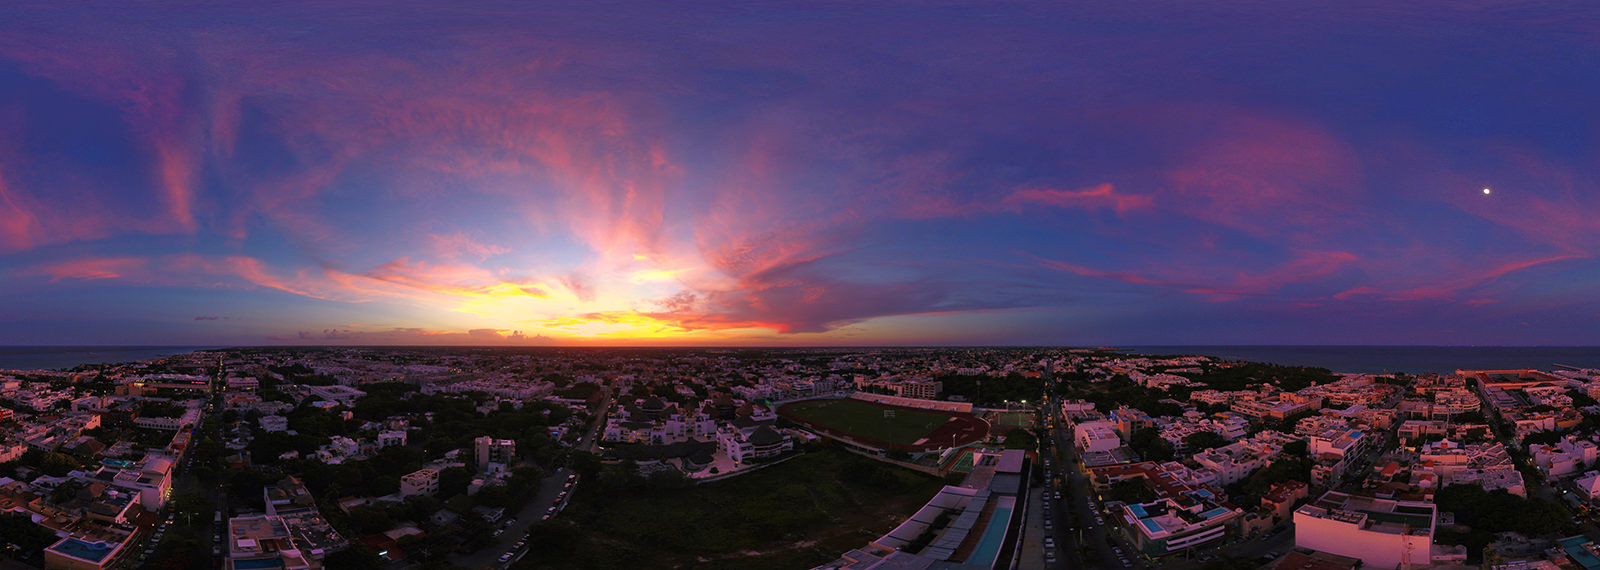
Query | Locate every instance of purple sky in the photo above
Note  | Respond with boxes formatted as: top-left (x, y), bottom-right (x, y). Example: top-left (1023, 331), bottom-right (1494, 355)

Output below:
top-left (1, 2), bottom-right (1598, 346)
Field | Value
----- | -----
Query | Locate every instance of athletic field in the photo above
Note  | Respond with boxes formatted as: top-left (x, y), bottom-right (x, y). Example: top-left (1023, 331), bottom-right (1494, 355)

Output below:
top-left (779, 398), bottom-right (989, 451)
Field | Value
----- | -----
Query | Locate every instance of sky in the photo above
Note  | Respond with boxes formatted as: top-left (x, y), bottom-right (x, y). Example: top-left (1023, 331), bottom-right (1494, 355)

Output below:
top-left (1, 2), bottom-right (1598, 347)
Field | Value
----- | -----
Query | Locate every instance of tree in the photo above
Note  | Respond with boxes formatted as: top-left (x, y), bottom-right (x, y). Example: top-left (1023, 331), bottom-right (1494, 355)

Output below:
top-left (1003, 428), bottom-right (1038, 450)
top-left (170, 492), bottom-right (213, 526)
top-left (39, 452), bottom-right (80, 476)
top-left (1282, 439), bottom-right (1309, 456)
top-left (1108, 479), bottom-right (1155, 504)
top-left (1184, 431), bottom-right (1227, 452)
top-left (349, 508), bottom-right (395, 535)
top-left (438, 466), bottom-right (473, 498)
top-left (0, 513), bottom-right (58, 552)
top-left (1129, 427), bottom-right (1174, 462)
top-left (1522, 431), bottom-right (1564, 447)
top-left (323, 548), bottom-right (383, 570)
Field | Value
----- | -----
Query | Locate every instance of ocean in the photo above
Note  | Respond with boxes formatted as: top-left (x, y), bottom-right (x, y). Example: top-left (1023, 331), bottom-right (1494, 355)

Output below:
top-left (1124, 346), bottom-right (1600, 375)
top-left (0, 346), bottom-right (215, 371)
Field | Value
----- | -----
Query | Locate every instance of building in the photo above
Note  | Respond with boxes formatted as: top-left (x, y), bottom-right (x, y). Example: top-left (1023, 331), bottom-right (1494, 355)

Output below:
top-left (1122, 490), bottom-right (1244, 556)
top-left (133, 406), bottom-right (202, 431)
top-left (1074, 421), bottom-right (1122, 453)
top-left (894, 379), bottom-right (942, 400)
top-left (816, 449), bottom-right (1031, 570)
top-left (97, 455), bottom-right (175, 510)
top-left (259, 415), bottom-right (290, 433)
top-left (226, 514), bottom-right (316, 570)
top-left (1293, 491), bottom-right (1435, 570)
top-left (376, 430), bottom-right (407, 449)
top-left (474, 436), bottom-right (516, 471)
top-left (44, 536), bottom-right (134, 570)
top-left (717, 425), bottom-right (793, 463)
top-left (400, 468), bottom-right (439, 497)
top-left (1262, 480), bottom-right (1309, 524)
top-left (1111, 407), bottom-right (1155, 439)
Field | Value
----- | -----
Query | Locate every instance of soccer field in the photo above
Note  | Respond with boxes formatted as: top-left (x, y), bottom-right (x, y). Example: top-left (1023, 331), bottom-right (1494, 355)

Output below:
top-left (781, 399), bottom-right (955, 445)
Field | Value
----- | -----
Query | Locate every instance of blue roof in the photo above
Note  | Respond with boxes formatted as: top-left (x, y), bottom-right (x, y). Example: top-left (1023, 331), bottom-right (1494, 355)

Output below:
top-left (1561, 536), bottom-right (1600, 570)
top-left (965, 507), bottom-right (1013, 566)
top-left (1140, 519), bottom-right (1163, 533)
top-left (1201, 507), bottom-right (1231, 519)
top-left (1128, 504), bottom-right (1148, 517)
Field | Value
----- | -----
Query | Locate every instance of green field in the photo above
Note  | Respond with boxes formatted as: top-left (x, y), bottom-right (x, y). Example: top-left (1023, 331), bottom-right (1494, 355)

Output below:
top-left (528, 449), bottom-right (946, 569)
top-left (782, 399), bottom-right (954, 445)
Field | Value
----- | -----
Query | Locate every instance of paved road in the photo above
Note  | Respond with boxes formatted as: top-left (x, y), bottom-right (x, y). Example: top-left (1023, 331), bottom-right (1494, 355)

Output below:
top-left (1037, 398), bottom-right (1296, 570)
top-left (449, 467), bottom-right (575, 570)
top-left (452, 389), bottom-right (611, 569)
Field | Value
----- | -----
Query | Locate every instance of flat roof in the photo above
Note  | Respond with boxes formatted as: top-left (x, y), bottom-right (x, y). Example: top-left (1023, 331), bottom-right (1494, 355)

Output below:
top-left (48, 537), bottom-right (119, 563)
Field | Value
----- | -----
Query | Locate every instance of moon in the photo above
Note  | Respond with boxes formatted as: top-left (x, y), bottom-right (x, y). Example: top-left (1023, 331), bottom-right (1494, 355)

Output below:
top-left (1483, 188), bottom-right (1492, 195)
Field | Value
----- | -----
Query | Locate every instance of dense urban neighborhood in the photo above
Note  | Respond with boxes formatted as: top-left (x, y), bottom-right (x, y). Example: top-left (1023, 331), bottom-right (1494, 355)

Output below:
top-left (0, 347), bottom-right (1598, 570)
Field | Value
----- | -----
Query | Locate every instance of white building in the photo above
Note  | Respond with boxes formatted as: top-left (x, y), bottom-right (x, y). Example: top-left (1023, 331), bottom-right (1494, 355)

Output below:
top-left (134, 406), bottom-right (203, 431)
top-left (717, 425), bottom-right (792, 463)
top-left (1074, 421), bottom-right (1122, 453)
top-left (475, 436), bottom-right (516, 471)
top-left (259, 415), bottom-right (290, 433)
top-left (1530, 435), bottom-right (1600, 478)
top-left (400, 468), bottom-right (439, 497)
top-left (376, 430), bottom-right (407, 449)
top-left (1294, 491), bottom-right (1435, 570)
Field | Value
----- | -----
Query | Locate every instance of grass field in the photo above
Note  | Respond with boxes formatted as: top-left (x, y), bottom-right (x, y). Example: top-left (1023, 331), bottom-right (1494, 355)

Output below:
top-left (781, 398), bottom-right (955, 445)
top-left (535, 449), bottom-right (946, 569)
top-left (984, 410), bottom-right (1037, 434)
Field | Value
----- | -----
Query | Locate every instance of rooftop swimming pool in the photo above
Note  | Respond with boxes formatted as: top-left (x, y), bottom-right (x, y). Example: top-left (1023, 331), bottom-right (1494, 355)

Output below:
top-left (48, 538), bottom-right (116, 562)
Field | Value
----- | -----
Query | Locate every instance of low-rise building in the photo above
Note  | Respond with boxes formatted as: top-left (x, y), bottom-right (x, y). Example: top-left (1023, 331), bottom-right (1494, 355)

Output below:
top-left (1074, 421), bottom-right (1122, 453)
top-left (1121, 489), bottom-right (1243, 556)
top-left (400, 468), bottom-right (439, 497)
top-left (1293, 491), bottom-right (1435, 570)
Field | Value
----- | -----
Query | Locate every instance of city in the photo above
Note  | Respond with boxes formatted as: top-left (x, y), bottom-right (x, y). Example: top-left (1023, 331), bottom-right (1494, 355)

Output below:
top-left (0, 347), bottom-right (1599, 569)
top-left (3, 1), bottom-right (1600, 569)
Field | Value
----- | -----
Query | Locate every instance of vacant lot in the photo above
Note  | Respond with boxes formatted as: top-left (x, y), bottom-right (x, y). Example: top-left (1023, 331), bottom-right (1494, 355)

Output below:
top-left (531, 448), bottom-right (947, 569)
top-left (780, 398), bottom-right (954, 445)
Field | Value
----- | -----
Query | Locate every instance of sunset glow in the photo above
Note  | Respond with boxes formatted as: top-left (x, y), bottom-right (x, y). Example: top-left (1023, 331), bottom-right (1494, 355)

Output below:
top-left (2, 2), bottom-right (1598, 346)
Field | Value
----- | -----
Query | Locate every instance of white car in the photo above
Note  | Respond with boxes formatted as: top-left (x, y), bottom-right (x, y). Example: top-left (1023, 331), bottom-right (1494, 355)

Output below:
top-left (498, 552), bottom-right (513, 563)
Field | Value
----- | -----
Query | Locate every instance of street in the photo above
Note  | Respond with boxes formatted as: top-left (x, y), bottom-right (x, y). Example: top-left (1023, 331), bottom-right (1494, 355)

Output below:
top-left (1035, 398), bottom-right (1296, 570)
top-left (450, 387), bottom-right (612, 569)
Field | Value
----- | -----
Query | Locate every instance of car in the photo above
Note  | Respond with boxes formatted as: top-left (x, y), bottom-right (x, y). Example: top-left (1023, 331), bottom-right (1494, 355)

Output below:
top-left (514, 541), bottom-right (526, 549)
top-left (1054, 492), bottom-right (1062, 500)
top-left (493, 529), bottom-right (504, 537)
top-left (541, 513), bottom-right (551, 520)
top-left (1044, 553), bottom-right (1056, 563)
top-left (498, 553), bottom-right (513, 563)
top-left (1043, 537), bottom-right (1055, 548)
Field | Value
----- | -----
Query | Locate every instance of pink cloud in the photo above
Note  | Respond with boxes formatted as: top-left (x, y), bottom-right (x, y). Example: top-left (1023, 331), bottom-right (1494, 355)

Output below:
top-left (1031, 249), bottom-right (1358, 301)
top-left (1000, 183), bottom-right (1151, 214)
top-left (34, 257), bottom-right (148, 281)
top-left (1333, 254), bottom-right (1584, 302)
top-left (426, 232), bottom-right (509, 261)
